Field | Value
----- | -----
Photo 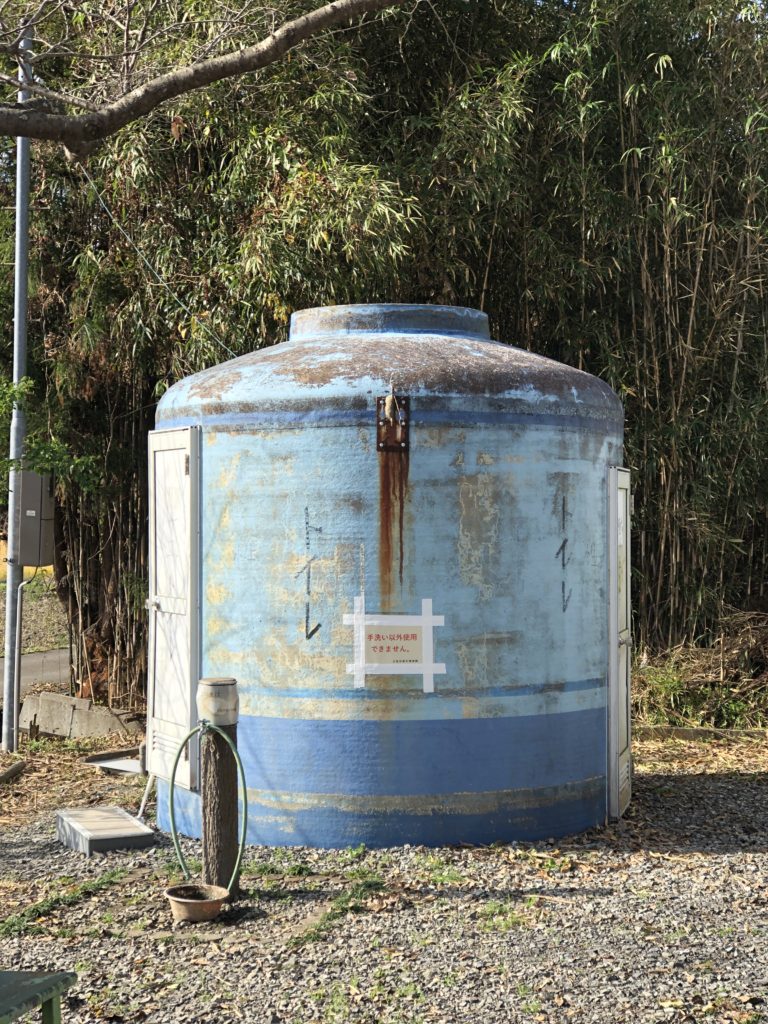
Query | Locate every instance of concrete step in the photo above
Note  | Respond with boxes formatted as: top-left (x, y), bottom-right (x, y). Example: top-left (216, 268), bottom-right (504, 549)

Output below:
top-left (56, 806), bottom-right (155, 856)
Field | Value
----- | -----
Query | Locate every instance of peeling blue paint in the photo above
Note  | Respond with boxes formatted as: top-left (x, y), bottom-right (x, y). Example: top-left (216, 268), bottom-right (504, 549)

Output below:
top-left (157, 407), bottom-right (621, 433)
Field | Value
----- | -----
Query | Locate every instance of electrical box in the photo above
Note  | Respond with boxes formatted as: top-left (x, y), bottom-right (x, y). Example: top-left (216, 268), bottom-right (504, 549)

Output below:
top-left (17, 471), bottom-right (55, 566)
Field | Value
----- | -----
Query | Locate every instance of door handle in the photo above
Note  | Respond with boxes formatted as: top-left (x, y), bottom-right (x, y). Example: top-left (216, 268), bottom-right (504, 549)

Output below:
top-left (145, 597), bottom-right (161, 610)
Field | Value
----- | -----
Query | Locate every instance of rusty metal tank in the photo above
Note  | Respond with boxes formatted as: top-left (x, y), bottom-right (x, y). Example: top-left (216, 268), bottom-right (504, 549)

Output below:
top-left (155, 303), bottom-right (624, 847)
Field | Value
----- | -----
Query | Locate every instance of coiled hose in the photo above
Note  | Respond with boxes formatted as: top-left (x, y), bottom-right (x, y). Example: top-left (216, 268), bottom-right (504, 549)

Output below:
top-left (168, 722), bottom-right (248, 894)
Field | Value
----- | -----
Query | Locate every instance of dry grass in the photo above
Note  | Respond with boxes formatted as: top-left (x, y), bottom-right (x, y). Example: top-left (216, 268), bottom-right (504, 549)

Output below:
top-left (0, 735), bottom-right (145, 829)
top-left (634, 613), bottom-right (768, 729)
top-left (669, 611), bottom-right (768, 686)
top-left (635, 734), bottom-right (768, 776)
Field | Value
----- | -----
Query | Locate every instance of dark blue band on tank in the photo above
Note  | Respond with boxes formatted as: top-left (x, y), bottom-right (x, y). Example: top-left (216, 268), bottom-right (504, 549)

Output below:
top-left (232, 709), bottom-right (605, 796)
top-left (156, 709), bottom-right (607, 848)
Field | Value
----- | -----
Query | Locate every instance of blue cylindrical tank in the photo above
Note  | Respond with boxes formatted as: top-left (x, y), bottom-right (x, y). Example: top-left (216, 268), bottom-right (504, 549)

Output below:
top-left (155, 304), bottom-right (623, 847)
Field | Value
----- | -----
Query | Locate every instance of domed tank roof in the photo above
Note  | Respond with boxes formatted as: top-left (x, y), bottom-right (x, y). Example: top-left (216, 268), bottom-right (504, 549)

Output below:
top-left (156, 304), bottom-right (622, 427)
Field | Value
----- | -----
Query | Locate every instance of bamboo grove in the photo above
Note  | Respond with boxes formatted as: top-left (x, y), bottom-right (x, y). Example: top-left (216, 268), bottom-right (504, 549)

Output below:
top-left (1, 0), bottom-right (766, 703)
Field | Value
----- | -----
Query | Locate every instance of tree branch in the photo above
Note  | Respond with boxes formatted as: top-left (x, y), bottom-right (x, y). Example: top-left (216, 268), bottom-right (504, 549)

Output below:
top-left (0, 0), bottom-right (408, 153)
top-left (0, 71), bottom-right (98, 111)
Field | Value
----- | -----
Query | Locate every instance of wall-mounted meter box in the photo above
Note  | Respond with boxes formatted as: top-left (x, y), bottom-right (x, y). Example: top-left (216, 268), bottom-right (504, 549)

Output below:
top-left (17, 471), bottom-right (55, 567)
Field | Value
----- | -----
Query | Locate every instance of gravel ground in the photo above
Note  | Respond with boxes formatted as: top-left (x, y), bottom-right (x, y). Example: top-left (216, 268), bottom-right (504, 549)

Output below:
top-left (1, 736), bottom-right (768, 1024)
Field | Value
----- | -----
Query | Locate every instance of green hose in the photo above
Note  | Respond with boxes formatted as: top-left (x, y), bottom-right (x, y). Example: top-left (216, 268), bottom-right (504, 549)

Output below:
top-left (168, 722), bottom-right (248, 894)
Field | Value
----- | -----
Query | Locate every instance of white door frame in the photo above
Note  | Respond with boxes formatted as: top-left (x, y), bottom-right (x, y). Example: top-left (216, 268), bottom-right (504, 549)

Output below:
top-left (608, 466), bottom-right (632, 818)
top-left (146, 426), bottom-right (201, 790)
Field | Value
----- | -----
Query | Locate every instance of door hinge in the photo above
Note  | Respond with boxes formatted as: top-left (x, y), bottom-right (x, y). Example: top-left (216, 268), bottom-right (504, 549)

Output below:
top-left (377, 394), bottom-right (410, 452)
top-left (184, 454), bottom-right (190, 476)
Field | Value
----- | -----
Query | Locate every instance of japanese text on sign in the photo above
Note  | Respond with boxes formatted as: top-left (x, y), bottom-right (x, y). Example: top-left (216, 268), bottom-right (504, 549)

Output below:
top-left (365, 627), bottom-right (423, 665)
top-left (344, 596), bottom-right (446, 693)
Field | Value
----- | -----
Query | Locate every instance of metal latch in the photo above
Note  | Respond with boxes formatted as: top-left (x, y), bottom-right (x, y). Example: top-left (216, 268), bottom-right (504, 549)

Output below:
top-left (377, 394), bottom-right (409, 452)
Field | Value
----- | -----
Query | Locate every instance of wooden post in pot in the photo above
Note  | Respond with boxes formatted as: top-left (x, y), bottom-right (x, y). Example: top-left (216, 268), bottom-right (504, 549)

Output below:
top-left (197, 678), bottom-right (240, 894)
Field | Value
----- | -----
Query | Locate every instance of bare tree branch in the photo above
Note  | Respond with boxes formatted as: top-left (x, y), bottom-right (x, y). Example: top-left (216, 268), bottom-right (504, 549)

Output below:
top-left (0, 70), bottom-right (98, 110)
top-left (0, 0), bottom-right (408, 154)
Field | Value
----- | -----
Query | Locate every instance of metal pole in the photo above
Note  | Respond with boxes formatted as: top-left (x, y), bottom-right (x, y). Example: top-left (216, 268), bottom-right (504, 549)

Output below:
top-left (12, 577), bottom-right (31, 749)
top-left (2, 27), bottom-right (33, 752)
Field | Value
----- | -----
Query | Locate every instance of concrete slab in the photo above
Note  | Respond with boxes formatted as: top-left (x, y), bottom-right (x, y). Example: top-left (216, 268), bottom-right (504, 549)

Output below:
top-left (20, 692), bottom-right (143, 740)
top-left (56, 806), bottom-right (155, 856)
top-left (84, 754), bottom-right (144, 775)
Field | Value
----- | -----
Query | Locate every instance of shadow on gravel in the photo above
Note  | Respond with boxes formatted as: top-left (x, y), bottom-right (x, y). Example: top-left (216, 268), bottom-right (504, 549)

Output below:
top-left (559, 771), bottom-right (768, 855)
top-left (0, 830), bottom-right (173, 868)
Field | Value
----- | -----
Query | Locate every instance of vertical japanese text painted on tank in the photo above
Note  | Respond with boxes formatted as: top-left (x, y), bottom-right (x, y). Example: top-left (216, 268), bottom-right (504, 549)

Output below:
top-left (551, 473), bottom-right (574, 613)
top-left (294, 506), bottom-right (322, 640)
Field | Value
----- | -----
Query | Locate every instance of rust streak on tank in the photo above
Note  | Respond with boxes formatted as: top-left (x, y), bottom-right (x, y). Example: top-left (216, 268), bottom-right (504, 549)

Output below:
top-left (379, 449), bottom-right (409, 613)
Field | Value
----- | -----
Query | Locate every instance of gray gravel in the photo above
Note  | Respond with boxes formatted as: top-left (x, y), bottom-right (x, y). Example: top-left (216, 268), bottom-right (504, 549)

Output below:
top-left (2, 758), bottom-right (768, 1024)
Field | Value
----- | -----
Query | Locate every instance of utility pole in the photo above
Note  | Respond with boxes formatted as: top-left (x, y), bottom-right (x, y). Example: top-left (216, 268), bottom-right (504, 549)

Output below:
top-left (2, 27), bottom-right (33, 752)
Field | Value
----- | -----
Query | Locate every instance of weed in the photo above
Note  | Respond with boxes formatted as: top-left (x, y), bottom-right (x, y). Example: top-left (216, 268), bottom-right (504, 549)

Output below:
top-left (369, 979), bottom-right (388, 1000)
top-left (503, 847), bottom-right (574, 873)
top-left (288, 878), bottom-right (385, 947)
top-left (344, 865), bottom-right (383, 883)
top-left (634, 664), bottom-right (690, 725)
top-left (316, 982), bottom-right (350, 1023)
top-left (479, 899), bottom-right (530, 932)
top-left (0, 870), bottom-right (127, 938)
top-left (244, 859), bottom-right (314, 878)
top-left (23, 737), bottom-right (88, 756)
top-left (160, 854), bottom-right (202, 884)
top-left (340, 843), bottom-right (367, 863)
top-left (242, 848), bottom-right (315, 878)
top-left (633, 651), bottom-right (768, 729)
top-left (396, 982), bottom-right (424, 1002)
top-left (515, 983), bottom-right (542, 1014)
top-left (411, 852), bottom-right (464, 885)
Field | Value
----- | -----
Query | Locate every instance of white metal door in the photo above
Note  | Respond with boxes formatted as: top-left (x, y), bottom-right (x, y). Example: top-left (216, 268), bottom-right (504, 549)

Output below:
top-left (608, 467), bottom-right (632, 817)
top-left (146, 427), bottom-right (200, 789)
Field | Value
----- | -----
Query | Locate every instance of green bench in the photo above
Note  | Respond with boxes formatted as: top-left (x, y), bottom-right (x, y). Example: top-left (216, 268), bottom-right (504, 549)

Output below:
top-left (0, 972), bottom-right (77, 1024)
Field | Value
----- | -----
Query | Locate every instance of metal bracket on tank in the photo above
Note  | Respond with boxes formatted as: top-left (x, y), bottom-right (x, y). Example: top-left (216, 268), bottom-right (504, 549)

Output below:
top-left (377, 395), bottom-right (409, 452)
